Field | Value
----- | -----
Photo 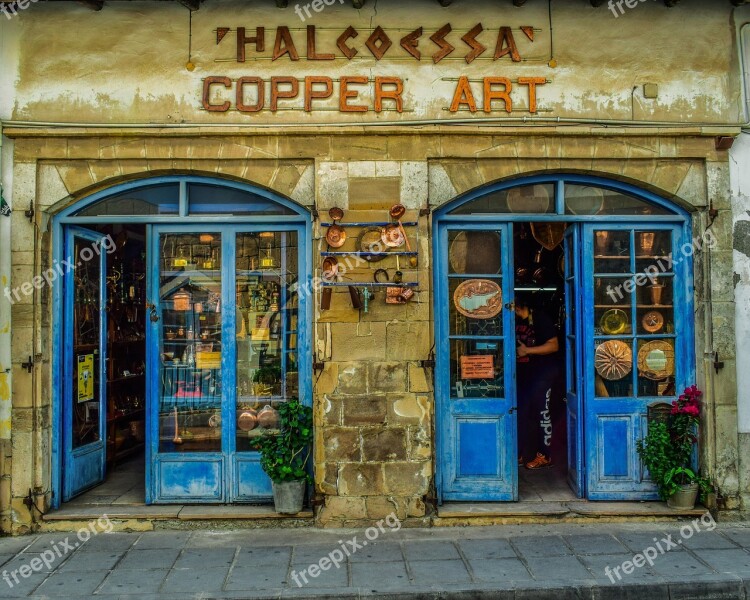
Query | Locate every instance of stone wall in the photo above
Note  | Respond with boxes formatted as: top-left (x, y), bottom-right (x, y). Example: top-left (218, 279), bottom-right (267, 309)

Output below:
top-left (1, 128), bottom-right (739, 531)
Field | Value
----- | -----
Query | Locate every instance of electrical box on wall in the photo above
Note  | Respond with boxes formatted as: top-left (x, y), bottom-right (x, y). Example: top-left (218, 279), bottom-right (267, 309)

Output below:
top-left (643, 83), bottom-right (659, 99)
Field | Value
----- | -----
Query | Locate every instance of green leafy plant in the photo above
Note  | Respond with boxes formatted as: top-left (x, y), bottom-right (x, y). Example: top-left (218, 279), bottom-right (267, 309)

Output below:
top-left (255, 398), bottom-right (313, 484)
top-left (637, 386), bottom-right (712, 501)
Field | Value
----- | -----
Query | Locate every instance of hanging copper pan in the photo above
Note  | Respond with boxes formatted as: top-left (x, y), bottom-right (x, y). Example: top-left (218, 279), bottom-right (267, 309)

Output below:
top-left (381, 223), bottom-right (405, 248)
top-left (326, 224), bottom-right (347, 248)
top-left (389, 204), bottom-right (406, 220)
top-left (322, 257), bottom-right (339, 281)
top-left (329, 207), bottom-right (344, 222)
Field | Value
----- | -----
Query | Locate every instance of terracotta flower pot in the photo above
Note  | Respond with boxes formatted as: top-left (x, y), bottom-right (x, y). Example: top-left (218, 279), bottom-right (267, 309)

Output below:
top-left (667, 483), bottom-right (699, 510)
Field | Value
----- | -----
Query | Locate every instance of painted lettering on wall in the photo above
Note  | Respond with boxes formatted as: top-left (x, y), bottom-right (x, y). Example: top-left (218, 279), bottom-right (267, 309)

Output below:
top-left (203, 24), bottom-right (549, 115)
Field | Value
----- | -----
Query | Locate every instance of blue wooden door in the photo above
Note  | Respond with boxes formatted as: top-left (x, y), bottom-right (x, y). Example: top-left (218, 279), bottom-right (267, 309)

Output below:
top-left (564, 225), bottom-right (585, 497)
top-left (436, 224), bottom-right (517, 501)
top-left (148, 225), bottom-right (309, 504)
top-left (63, 227), bottom-right (109, 501)
top-left (582, 223), bottom-right (692, 499)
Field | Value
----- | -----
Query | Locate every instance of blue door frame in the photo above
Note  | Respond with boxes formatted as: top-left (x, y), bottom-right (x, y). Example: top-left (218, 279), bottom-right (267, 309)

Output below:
top-left (434, 174), bottom-right (694, 503)
top-left (51, 176), bottom-right (312, 508)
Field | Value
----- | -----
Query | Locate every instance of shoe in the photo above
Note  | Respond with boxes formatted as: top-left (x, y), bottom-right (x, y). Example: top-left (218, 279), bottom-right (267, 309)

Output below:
top-left (525, 453), bottom-right (553, 470)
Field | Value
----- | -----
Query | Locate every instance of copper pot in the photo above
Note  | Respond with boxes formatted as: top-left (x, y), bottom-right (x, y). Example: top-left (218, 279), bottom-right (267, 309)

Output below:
top-left (257, 405), bottom-right (280, 429)
top-left (237, 409), bottom-right (258, 432)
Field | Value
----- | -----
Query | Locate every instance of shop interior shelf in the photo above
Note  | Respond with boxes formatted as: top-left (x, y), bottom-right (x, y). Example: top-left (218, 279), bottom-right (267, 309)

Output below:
top-left (594, 304), bottom-right (673, 308)
top-left (107, 374), bottom-right (145, 385)
top-left (320, 281), bottom-right (419, 288)
top-left (320, 251), bottom-right (418, 257)
top-left (107, 408), bottom-right (145, 424)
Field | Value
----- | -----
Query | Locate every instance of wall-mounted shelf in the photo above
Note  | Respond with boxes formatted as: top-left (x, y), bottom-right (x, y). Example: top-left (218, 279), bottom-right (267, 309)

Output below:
top-left (321, 221), bottom-right (418, 227)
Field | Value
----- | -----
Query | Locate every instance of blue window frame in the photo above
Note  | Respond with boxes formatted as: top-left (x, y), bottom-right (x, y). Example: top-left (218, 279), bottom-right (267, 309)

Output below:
top-left (51, 176), bottom-right (312, 508)
top-left (434, 174), bottom-right (694, 503)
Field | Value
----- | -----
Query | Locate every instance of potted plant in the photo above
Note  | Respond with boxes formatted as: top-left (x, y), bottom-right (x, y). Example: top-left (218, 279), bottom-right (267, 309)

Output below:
top-left (637, 385), bottom-right (711, 510)
top-left (255, 398), bottom-right (313, 514)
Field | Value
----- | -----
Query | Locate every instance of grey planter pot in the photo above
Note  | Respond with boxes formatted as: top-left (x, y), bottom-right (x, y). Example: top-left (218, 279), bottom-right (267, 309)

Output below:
top-left (667, 483), bottom-right (699, 510)
top-left (272, 480), bottom-right (306, 514)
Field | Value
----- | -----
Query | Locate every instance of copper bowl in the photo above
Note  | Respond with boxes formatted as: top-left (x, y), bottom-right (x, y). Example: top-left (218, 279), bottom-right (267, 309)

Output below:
top-left (381, 224), bottom-right (405, 248)
top-left (389, 204), bottom-right (406, 220)
top-left (328, 207), bottom-right (344, 222)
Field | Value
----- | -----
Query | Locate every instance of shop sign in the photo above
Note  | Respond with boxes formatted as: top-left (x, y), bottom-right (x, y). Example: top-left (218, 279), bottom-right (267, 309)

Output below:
top-left (202, 24), bottom-right (549, 115)
top-left (77, 354), bottom-right (95, 403)
top-left (460, 355), bottom-right (495, 379)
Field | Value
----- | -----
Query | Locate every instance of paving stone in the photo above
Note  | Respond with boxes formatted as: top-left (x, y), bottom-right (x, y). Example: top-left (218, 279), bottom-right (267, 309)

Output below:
top-left (721, 528), bottom-right (750, 547)
top-left (78, 532), bottom-right (140, 553)
top-left (97, 568), bottom-right (170, 595)
top-left (57, 550), bottom-right (124, 572)
top-left (133, 532), bottom-right (191, 550)
top-left (647, 550), bottom-right (715, 579)
top-left (564, 534), bottom-right (629, 555)
top-left (524, 555), bottom-right (593, 582)
top-left (173, 547), bottom-right (236, 569)
top-left (680, 531), bottom-right (741, 550)
top-left (458, 538), bottom-right (517, 560)
top-left (161, 566), bottom-right (230, 593)
top-left (348, 541), bottom-right (403, 562)
top-left (696, 549), bottom-right (750, 574)
top-left (402, 540), bottom-right (460, 561)
top-left (20, 534), bottom-right (63, 553)
top-left (291, 544), bottom-right (345, 565)
top-left (287, 562), bottom-right (349, 588)
top-left (1, 551), bottom-right (62, 574)
top-left (577, 554), bottom-right (663, 586)
top-left (350, 560), bottom-right (410, 589)
top-left (0, 572), bottom-right (48, 597)
top-left (469, 558), bottom-right (533, 582)
top-left (408, 559), bottom-right (471, 584)
top-left (613, 531), bottom-right (685, 554)
top-left (117, 547), bottom-right (181, 570)
top-left (225, 564), bottom-right (291, 591)
top-left (513, 535), bottom-right (572, 558)
top-left (0, 554), bottom-right (14, 567)
top-left (35, 569), bottom-right (108, 596)
top-left (0, 537), bottom-right (35, 555)
top-left (234, 545), bottom-right (293, 568)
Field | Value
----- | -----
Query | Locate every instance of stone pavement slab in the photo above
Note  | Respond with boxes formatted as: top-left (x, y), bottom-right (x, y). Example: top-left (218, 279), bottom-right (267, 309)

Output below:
top-left (2, 522), bottom-right (750, 598)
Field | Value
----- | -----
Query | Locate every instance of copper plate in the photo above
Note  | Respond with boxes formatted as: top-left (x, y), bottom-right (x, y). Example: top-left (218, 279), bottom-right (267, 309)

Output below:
top-left (357, 226), bottom-right (386, 262)
top-left (641, 310), bottom-right (665, 334)
top-left (381, 223), bottom-right (405, 248)
top-left (638, 340), bottom-right (675, 381)
top-left (567, 185), bottom-right (604, 215)
top-left (600, 309), bottom-right (628, 335)
top-left (449, 231), bottom-right (502, 274)
top-left (453, 279), bottom-right (503, 320)
top-left (326, 224), bottom-right (347, 248)
top-left (595, 340), bottom-right (633, 381)
top-left (328, 207), bottom-right (344, 222)
top-left (506, 185), bottom-right (551, 213)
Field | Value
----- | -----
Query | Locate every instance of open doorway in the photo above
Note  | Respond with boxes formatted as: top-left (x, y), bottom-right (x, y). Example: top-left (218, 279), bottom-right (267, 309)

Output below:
top-left (513, 222), bottom-right (574, 502)
top-left (66, 224), bottom-right (147, 505)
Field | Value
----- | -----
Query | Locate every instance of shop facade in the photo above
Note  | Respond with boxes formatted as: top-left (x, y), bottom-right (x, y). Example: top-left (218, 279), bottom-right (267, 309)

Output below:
top-left (0, 0), bottom-right (747, 533)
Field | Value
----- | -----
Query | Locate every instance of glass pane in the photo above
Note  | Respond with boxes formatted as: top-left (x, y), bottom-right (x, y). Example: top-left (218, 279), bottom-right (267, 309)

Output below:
top-left (594, 230), bottom-right (631, 273)
top-left (449, 184), bottom-right (555, 215)
top-left (635, 231), bottom-right (673, 274)
top-left (450, 339), bottom-right (504, 398)
top-left (594, 277), bottom-right (633, 336)
top-left (236, 232), bottom-right (299, 453)
top-left (636, 338), bottom-right (676, 397)
top-left (636, 275), bottom-right (673, 310)
top-left (76, 184), bottom-right (179, 216)
top-left (159, 233), bottom-right (223, 453)
top-left (594, 339), bottom-right (633, 398)
top-left (566, 185), bottom-right (671, 216)
top-left (72, 237), bottom-right (102, 449)
top-left (448, 230), bottom-right (502, 275)
top-left (566, 336), bottom-right (576, 394)
top-left (449, 278), bottom-right (503, 336)
top-left (189, 184), bottom-right (296, 216)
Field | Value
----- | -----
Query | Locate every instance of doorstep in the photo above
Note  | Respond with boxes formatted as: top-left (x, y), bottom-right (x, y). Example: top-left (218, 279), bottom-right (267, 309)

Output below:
top-left (434, 500), bottom-right (707, 525)
top-left (41, 503), bottom-right (315, 532)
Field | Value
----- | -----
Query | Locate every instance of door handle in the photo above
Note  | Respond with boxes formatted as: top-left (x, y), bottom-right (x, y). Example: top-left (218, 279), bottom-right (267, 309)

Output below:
top-left (508, 407), bottom-right (517, 414)
top-left (149, 305), bottom-right (159, 323)
top-left (505, 302), bottom-right (515, 310)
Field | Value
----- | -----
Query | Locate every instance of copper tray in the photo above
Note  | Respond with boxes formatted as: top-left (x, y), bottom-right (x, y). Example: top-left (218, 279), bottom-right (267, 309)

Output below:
top-left (506, 185), bottom-right (551, 213)
top-left (595, 340), bottom-right (633, 381)
top-left (641, 310), bottom-right (664, 334)
top-left (638, 340), bottom-right (674, 381)
top-left (453, 279), bottom-right (503, 320)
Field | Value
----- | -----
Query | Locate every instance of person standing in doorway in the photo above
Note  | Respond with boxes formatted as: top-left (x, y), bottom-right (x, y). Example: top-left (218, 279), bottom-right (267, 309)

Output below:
top-left (515, 292), bottom-right (561, 469)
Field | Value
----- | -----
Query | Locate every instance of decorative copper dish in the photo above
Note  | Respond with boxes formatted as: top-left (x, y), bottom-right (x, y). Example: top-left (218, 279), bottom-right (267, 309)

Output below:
top-left (531, 222), bottom-right (566, 251)
top-left (599, 309), bottom-right (629, 336)
top-left (357, 226), bottom-right (386, 262)
top-left (381, 223), bottom-right (405, 248)
top-left (641, 310), bottom-right (665, 334)
top-left (567, 185), bottom-right (604, 215)
top-left (595, 340), bottom-right (633, 381)
top-left (506, 185), bottom-right (551, 213)
top-left (453, 279), bottom-right (503, 320)
top-left (638, 340), bottom-right (674, 381)
top-left (326, 224), bottom-right (346, 248)
top-left (449, 231), bottom-right (502, 275)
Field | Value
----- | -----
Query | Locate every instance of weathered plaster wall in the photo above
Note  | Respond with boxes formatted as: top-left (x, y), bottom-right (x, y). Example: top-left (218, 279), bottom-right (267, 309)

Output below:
top-left (0, 0), bottom-right (743, 126)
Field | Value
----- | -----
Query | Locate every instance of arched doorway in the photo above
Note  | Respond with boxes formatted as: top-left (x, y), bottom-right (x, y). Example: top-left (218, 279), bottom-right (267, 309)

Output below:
top-left (433, 174), bottom-right (695, 502)
top-left (51, 176), bottom-right (312, 506)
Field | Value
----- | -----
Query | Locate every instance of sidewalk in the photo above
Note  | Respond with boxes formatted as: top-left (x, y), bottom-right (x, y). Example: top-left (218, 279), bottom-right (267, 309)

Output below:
top-left (2, 520), bottom-right (750, 599)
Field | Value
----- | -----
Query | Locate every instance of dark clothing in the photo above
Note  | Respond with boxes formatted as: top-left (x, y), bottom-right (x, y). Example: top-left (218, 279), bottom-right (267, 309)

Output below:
top-left (516, 310), bottom-right (561, 460)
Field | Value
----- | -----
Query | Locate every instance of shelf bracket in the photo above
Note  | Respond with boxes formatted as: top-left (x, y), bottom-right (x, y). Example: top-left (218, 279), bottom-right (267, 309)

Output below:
top-left (21, 356), bottom-right (34, 373)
